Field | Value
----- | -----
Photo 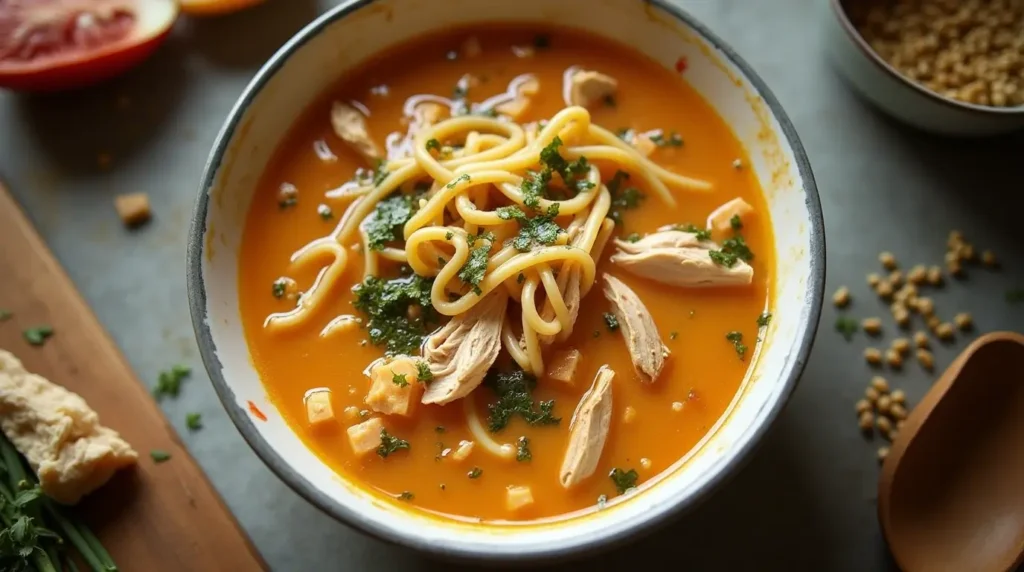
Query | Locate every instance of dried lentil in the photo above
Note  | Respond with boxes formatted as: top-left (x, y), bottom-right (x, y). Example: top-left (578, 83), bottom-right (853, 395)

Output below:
top-left (914, 330), bottom-right (930, 348)
top-left (865, 348), bottom-right (883, 366)
top-left (891, 337), bottom-right (910, 355)
top-left (890, 389), bottom-right (906, 404)
top-left (870, 376), bottom-right (890, 394)
top-left (936, 322), bottom-right (955, 341)
top-left (907, 265), bottom-right (927, 285)
top-left (855, 399), bottom-right (872, 415)
top-left (862, 317), bottom-right (883, 335)
top-left (981, 250), bottom-right (998, 267)
top-left (916, 348), bottom-right (935, 370)
top-left (833, 286), bottom-right (852, 308)
top-left (926, 266), bottom-right (943, 286)
top-left (954, 312), bottom-right (973, 330)
top-left (879, 251), bottom-right (897, 270)
top-left (885, 348), bottom-right (903, 368)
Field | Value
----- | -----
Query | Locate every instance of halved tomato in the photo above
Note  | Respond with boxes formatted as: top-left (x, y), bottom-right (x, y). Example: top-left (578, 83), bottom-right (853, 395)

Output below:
top-left (0, 0), bottom-right (179, 92)
top-left (178, 0), bottom-right (265, 17)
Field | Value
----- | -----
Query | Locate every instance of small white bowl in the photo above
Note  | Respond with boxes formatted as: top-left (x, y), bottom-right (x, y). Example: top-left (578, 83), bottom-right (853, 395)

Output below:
top-left (187, 0), bottom-right (825, 563)
top-left (823, 0), bottom-right (1024, 136)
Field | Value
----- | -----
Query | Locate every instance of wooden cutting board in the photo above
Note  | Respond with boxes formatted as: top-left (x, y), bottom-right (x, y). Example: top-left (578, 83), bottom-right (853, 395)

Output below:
top-left (0, 184), bottom-right (267, 571)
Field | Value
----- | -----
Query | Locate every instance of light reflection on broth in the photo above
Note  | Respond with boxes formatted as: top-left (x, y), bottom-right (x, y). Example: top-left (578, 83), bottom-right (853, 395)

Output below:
top-left (238, 26), bottom-right (773, 522)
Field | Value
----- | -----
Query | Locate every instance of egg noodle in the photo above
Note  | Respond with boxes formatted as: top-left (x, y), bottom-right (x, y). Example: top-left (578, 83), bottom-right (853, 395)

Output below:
top-left (263, 105), bottom-right (713, 376)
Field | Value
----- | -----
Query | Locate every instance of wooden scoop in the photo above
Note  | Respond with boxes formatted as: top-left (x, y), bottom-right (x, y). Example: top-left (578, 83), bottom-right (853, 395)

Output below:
top-left (879, 332), bottom-right (1024, 572)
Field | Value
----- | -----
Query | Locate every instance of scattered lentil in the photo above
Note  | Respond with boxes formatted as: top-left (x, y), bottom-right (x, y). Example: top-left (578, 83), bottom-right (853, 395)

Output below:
top-left (855, 399), bottom-right (872, 415)
top-left (890, 389), bottom-right (906, 404)
top-left (948, 231), bottom-right (964, 248)
top-left (907, 265), bottom-right (927, 285)
top-left (867, 273), bottom-right (882, 288)
top-left (865, 385), bottom-right (881, 403)
top-left (876, 281), bottom-right (894, 299)
top-left (865, 348), bottom-right (883, 366)
top-left (877, 395), bottom-right (892, 415)
top-left (885, 348), bottom-right (903, 368)
top-left (917, 297), bottom-right (935, 316)
top-left (833, 286), bottom-right (852, 307)
top-left (859, 411), bottom-right (875, 433)
top-left (877, 447), bottom-right (889, 462)
top-left (926, 266), bottom-right (943, 286)
top-left (870, 376), bottom-right (890, 394)
top-left (862, 317), bottom-right (883, 335)
top-left (893, 306), bottom-right (911, 328)
top-left (891, 337), bottom-right (910, 355)
top-left (916, 348), bottom-right (935, 371)
top-left (953, 312), bottom-right (973, 331)
top-left (889, 270), bottom-right (904, 287)
top-left (913, 331), bottom-right (929, 349)
top-left (926, 315), bottom-right (941, 331)
top-left (958, 244), bottom-right (976, 262)
top-left (879, 251), bottom-right (897, 270)
top-left (981, 250), bottom-right (998, 268)
top-left (936, 322), bottom-right (955, 341)
top-left (890, 403), bottom-right (908, 421)
top-left (876, 416), bottom-right (893, 435)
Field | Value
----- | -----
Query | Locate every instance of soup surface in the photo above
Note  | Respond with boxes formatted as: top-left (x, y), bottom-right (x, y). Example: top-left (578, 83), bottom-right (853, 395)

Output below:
top-left (238, 25), bottom-right (774, 522)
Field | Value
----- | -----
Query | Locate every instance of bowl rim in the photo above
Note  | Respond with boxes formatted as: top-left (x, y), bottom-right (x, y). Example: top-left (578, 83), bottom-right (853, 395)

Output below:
top-left (186, 0), bottom-right (826, 562)
top-left (829, 0), bottom-right (1024, 116)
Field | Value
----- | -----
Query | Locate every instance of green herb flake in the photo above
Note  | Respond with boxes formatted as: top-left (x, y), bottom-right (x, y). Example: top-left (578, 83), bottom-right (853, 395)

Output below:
top-left (726, 331), bottom-right (747, 360)
top-left (154, 364), bottom-right (192, 400)
top-left (22, 326), bottom-right (53, 346)
top-left (150, 450), bottom-right (171, 463)
top-left (606, 169), bottom-right (645, 225)
top-left (377, 428), bottom-right (411, 459)
top-left (670, 331), bottom-right (679, 340)
top-left (425, 138), bottom-right (441, 152)
top-left (757, 312), bottom-right (772, 328)
top-left (365, 194), bottom-right (417, 251)
top-left (509, 205), bottom-right (562, 252)
top-left (417, 361), bottom-right (434, 383)
top-left (603, 312), bottom-right (620, 332)
top-left (372, 160), bottom-right (390, 186)
top-left (730, 214), bottom-right (743, 231)
top-left (185, 413), bottom-right (203, 431)
top-left (447, 173), bottom-right (471, 189)
top-left (397, 491), bottom-right (414, 501)
top-left (0, 310), bottom-right (11, 321)
top-left (516, 436), bottom-right (532, 462)
top-left (609, 468), bottom-right (638, 494)
top-left (517, 273), bottom-right (526, 284)
top-left (468, 467), bottom-right (483, 479)
top-left (835, 316), bottom-right (859, 341)
top-left (485, 368), bottom-right (560, 432)
top-left (709, 234), bottom-right (754, 268)
top-left (392, 371), bottom-right (409, 388)
top-left (458, 233), bottom-right (492, 294)
top-left (272, 277), bottom-right (288, 299)
top-left (316, 204), bottom-right (333, 221)
top-left (649, 130), bottom-right (683, 147)
top-left (671, 223), bottom-right (712, 241)
top-left (353, 274), bottom-right (438, 356)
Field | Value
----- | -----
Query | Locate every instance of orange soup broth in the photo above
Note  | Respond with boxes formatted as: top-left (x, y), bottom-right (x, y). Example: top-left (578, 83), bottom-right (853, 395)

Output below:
top-left (238, 25), bottom-right (774, 522)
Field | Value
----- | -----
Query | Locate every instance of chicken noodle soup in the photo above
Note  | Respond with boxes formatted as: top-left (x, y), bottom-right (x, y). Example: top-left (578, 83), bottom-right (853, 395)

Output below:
top-left (239, 26), bottom-right (774, 522)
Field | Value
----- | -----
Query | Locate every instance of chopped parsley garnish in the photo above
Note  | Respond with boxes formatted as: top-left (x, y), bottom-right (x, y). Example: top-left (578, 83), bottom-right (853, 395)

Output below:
top-left (835, 316), bottom-right (858, 341)
top-left (726, 331), bottom-right (747, 360)
top-left (484, 368), bottom-right (560, 432)
top-left (540, 137), bottom-right (593, 192)
top-left (606, 170), bottom-right (645, 225)
top-left (648, 130), bottom-right (683, 147)
top-left (603, 312), bottom-right (620, 332)
top-left (150, 450), bottom-right (171, 463)
top-left (417, 361), bottom-right (434, 382)
top-left (496, 205), bottom-right (526, 220)
top-left (0, 309), bottom-right (11, 321)
top-left (392, 372), bottom-right (409, 387)
top-left (730, 214), bottom-right (743, 231)
top-left (671, 223), bottom-right (712, 241)
top-left (365, 194), bottom-right (417, 251)
top-left (185, 413), bottom-right (203, 431)
top-left (757, 312), bottom-right (772, 327)
top-left (22, 326), bottom-right (53, 346)
top-left (447, 173), bottom-right (471, 189)
top-left (709, 235), bottom-right (754, 268)
top-left (517, 273), bottom-right (526, 284)
top-left (468, 467), bottom-right (483, 479)
top-left (445, 231), bottom-right (454, 240)
top-left (609, 468), bottom-right (638, 494)
top-left (452, 84), bottom-right (469, 100)
top-left (498, 203), bottom-right (562, 252)
top-left (516, 436), bottom-right (532, 462)
top-left (397, 491), bottom-right (414, 501)
top-left (317, 204), bottom-right (333, 220)
top-left (425, 138), bottom-right (441, 152)
top-left (272, 277), bottom-right (288, 299)
top-left (377, 428), bottom-right (410, 458)
top-left (624, 232), bottom-right (641, 243)
top-left (353, 274), bottom-right (438, 355)
top-left (1007, 289), bottom-right (1024, 304)
top-left (372, 160), bottom-right (390, 186)
top-left (532, 34), bottom-right (550, 49)
top-left (155, 364), bottom-right (192, 400)
top-left (457, 233), bottom-right (493, 295)
top-left (520, 170), bottom-right (548, 210)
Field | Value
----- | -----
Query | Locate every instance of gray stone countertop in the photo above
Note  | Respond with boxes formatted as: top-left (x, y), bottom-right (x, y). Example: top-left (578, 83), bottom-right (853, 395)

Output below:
top-left (1, 0), bottom-right (1022, 570)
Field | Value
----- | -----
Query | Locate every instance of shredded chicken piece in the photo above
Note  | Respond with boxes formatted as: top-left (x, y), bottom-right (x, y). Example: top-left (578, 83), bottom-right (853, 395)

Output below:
top-left (547, 348), bottom-right (582, 384)
top-left (559, 366), bottom-right (614, 488)
top-left (415, 102), bottom-right (446, 128)
top-left (602, 274), bottom-right (669, 383)
top-left (0, 351), bottom-right (137, 505)
top-left (421, 291), bottom-right (508, 404)
top-left (706, 197), bottom-right (754, 234)
top-left (611, 230), bottom-right (754, 288)
top-left (331, 101), bottom-right (381, 163)
top-left (569, 70), bottom-right (618, 108)
top-left (496, 77), bottom-right (540, 120)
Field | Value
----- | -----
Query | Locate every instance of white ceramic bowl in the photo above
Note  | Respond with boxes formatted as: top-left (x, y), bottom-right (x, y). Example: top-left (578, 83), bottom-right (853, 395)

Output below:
top-left (823, 0), bottom-right (1024, 136)
top-left (187, 0), bottom-right (825, 563)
